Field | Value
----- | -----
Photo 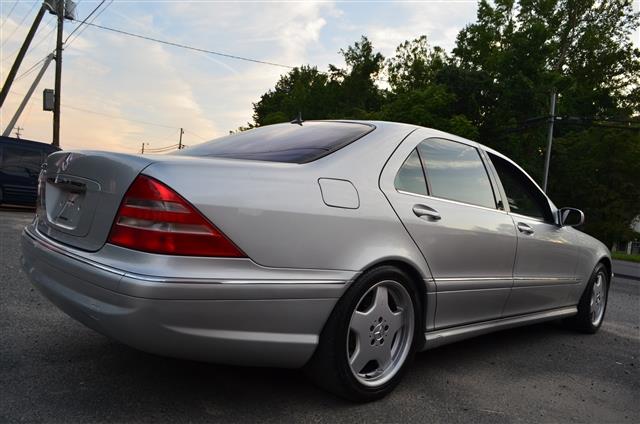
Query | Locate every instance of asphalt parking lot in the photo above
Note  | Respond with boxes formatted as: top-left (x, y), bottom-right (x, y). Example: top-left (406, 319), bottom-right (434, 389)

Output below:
top-left (1, 209), bottom-right (638, 423)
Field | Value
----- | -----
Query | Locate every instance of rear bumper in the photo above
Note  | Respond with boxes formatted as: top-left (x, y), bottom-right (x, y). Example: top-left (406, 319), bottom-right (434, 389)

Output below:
top-left (21, 227), bottom-right (353, 368)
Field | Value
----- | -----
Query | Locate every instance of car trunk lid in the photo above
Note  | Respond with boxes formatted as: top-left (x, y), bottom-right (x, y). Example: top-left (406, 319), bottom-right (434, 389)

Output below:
top-left (36, 151), bottom-right (155, 251)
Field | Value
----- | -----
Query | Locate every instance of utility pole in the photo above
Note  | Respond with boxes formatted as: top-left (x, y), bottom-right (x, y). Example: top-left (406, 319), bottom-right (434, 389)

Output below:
top-left (52, 0), bottom-right (65, 148)
top-left (178, 128), bottom-right (184, 149)
top-left (141, 142), bottom-right (148, 154)
top-left (542, 89), bottom-right (557, 193)
top-left (0, 3), bottom-right (47, 108)
top-left (2, 54), bottom-right (55, 137)
top-left (14, 127), bottom-right (24, 139)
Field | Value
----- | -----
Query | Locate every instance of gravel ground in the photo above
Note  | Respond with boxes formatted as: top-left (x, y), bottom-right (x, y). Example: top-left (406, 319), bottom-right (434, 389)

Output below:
top-left (1, 209), bottom-right (638, 423)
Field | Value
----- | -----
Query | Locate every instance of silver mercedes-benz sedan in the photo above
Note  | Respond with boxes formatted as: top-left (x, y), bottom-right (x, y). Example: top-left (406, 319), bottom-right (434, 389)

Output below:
top-left (21, 121), bottom-right (611, 401)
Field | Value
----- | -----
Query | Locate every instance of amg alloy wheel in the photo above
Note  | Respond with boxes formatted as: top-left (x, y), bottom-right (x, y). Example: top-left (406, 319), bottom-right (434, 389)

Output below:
top-left (566, 263), bottom-right (609, 333)
top-left (347, 280), bottom-right (414, 387)
top-left (589, 272), bottom-right (607, 327)
top-left (306, 266), bottom-right (421, 402)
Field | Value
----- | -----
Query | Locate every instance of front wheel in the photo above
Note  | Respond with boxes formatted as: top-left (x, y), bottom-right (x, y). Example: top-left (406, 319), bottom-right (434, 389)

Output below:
top-left (305, 266), bottom-right (421, 402)
top-left (566, 263), bottom-right (609, 333)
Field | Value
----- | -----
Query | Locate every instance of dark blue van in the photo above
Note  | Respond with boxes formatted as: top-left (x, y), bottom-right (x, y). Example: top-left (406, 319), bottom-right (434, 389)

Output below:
top-left (0, 136), bottom-right (60, 207)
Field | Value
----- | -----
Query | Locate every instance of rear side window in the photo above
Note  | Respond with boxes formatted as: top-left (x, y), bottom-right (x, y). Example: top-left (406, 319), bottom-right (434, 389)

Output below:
top-left (175, 122), bottom-right (374, 163)
top-left (417, 138), bottom-right (496, 209)
top-left (394, 149), bottom-right (428, 196)
top-left (489, 153), bottom-right (552, 221)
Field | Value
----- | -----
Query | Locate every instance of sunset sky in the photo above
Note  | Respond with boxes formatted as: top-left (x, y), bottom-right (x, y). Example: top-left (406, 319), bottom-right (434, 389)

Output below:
top-left (1, 0), bottom-right (638, 153)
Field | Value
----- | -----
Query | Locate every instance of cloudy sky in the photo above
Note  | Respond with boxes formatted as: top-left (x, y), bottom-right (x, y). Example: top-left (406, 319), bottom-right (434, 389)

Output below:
top-left (0, 1), bottom-right (637, 153)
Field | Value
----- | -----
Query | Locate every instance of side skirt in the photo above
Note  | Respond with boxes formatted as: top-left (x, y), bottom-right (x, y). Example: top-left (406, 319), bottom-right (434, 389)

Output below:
top-left (421, 306), bottom-right (577, 351)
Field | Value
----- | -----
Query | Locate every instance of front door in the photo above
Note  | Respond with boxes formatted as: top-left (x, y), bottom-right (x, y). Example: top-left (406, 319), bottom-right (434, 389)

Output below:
top-left (487, 152), bottom-right (579, 316)
top-left (380, 133), bottom-right (517, 329)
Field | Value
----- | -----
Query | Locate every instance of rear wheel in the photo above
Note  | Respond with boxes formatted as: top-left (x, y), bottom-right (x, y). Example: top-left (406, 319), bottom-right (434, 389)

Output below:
top-left (566, 263), bottom-right (609, 333)
top-left (305, 266), bottom-right (421, 402)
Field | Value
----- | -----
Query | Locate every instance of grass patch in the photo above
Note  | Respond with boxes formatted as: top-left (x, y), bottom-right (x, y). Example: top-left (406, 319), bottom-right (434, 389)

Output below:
top-left (612, 252), bottom-right (640, 263)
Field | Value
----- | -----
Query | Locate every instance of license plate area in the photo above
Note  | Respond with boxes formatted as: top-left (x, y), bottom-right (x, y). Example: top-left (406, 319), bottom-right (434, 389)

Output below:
top-left (37, 174), bottom-right (101, 237)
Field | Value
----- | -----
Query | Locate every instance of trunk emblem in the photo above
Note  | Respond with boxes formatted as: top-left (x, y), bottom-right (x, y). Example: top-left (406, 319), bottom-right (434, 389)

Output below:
top-left (59, 153), bottom-right (78, 172)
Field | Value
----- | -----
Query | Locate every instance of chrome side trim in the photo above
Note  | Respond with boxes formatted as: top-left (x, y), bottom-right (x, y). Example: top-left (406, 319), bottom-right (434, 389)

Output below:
top-left (396, 190), bottom-right (507, 214)
top-left (24, 226), bottom-right (125, 277)
top-left (421, 306), bottom-right (578, 350)
top-left (508, 212), bottom-right (552, 224)
top-left (123, 272), bottom-right (345, 285)
top-left (436, 276), bottom-right (579, 282)
top-left (434, 276), bottom-right (579, 292)
top-left (435, 277), bottom-right (513, 291)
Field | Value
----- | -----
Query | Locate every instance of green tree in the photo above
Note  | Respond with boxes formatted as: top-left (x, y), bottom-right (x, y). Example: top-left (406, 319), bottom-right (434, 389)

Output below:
top-left (248, 0), bottom-right (640, 245)
top-left (252, 66), bottom-right (336, 125)
top-left (549, 127), bottom-right (640, 247)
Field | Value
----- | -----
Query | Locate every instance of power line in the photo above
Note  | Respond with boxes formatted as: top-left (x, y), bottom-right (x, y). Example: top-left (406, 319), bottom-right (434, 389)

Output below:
top-left (27, 19), bottom-right (55, 51)
top-left (184, 128), bottom-right (208, 141)
top-left (0, 0), bottom-right (19, 29)
top-left (65, 0), bottom-right (113, 48)
top-left (1, 15), bottom-right (55, 63)
top-left (64, 0), bottom-right (106, 44)
top-left (14, 51), bottom-right (53, 81)
top-left (75, 20), bottom-right (295, 70)
top-left (1, 0), bottom-right (38, 48)
top-left (7, 89), bottom-right (182, 130)
top-left (144, 143), bottom-right (180, 153)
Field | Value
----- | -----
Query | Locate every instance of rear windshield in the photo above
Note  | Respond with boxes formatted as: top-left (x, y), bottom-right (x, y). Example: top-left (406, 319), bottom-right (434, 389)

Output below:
top-left (174, 121), bottom-right (374, 163)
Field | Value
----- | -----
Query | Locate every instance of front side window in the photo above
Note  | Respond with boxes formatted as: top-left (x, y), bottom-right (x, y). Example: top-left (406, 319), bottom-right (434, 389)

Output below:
top-left (489, 153), bottom-right (552, 221)
top-left (394, 149), bottom-right (428, 196)
top-left (417, 138), bottom-right (496, 209)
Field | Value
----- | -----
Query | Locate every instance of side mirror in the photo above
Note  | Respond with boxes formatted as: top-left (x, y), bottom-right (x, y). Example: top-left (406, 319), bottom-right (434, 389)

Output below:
top-left (559, 207), bottom-right (584, 227)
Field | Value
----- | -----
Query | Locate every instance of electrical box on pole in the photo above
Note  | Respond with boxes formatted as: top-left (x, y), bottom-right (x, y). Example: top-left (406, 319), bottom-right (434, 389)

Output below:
top-left (64, 1), bottom-right (76, 20)
top-left (43, 89), bottom-right (55, 111)
top-left (43, 0), bottom-right (75, 18)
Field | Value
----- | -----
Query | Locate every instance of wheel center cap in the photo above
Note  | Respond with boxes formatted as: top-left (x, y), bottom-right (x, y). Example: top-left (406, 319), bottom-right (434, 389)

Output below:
top-left (372, 323), bottom-right (384, 341)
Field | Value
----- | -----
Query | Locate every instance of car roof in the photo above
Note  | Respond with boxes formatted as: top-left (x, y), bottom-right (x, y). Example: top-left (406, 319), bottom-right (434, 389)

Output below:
top-left (0, 136), bottom-right (60, 152)
top-left (334, 120), bottom-right (550, 202)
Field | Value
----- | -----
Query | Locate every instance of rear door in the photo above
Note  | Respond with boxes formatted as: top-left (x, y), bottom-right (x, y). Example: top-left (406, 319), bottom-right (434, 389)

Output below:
top-left (381, 132), bottom-right (517, 329)
top-left (486, 152), bottom-right (580, 315)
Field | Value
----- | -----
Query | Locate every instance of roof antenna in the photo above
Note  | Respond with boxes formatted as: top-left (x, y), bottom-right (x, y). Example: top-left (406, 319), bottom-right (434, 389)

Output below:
top-left (290, 111), bottom-right (303, 126)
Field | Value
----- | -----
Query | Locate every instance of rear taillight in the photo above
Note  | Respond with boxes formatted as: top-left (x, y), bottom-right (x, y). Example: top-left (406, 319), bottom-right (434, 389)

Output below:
top-left (107, 175), bottom-right (245, 257)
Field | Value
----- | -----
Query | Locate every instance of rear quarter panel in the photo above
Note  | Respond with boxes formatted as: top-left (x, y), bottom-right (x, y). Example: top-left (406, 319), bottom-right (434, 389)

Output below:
top-left (142, 123), bottom-right (431, 278)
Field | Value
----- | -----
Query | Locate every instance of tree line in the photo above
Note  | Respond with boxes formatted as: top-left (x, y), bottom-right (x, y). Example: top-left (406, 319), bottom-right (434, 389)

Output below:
top-left (246, 0), bottom-right (640, 247)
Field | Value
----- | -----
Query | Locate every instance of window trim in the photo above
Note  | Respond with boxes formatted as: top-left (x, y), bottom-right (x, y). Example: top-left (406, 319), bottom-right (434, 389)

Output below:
top-left (415, 148), bottom-right (430, 196)
top-left (478, 148), bottom-right (507, 211)
top-left (417, 137), bottom-right (500, 211)
top-left (396, 189), bottom-right (509, 215)
top-left (393, 148), bottom-right (430, 197)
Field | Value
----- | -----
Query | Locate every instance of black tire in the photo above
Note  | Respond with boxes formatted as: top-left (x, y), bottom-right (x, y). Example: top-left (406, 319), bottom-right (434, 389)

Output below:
top-left (565, 263), bottom-right (609, 333)
top-left (304, 265), bottom-right (422, 402)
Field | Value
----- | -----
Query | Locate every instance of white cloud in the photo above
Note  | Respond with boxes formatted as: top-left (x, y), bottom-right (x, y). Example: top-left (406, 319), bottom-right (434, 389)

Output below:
top-left (0, 0), bottom-right (478, 152)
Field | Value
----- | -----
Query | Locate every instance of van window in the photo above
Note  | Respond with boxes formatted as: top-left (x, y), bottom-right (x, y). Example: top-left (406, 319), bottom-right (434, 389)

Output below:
top-left (1, 146), bottom-right (42, 177)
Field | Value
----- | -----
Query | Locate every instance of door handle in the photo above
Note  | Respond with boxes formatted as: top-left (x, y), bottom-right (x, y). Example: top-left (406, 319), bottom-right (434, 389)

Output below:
top-left (517, 222), bottom-right (534, 235)
top-left (413, 204), bottom-right (441, 221)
